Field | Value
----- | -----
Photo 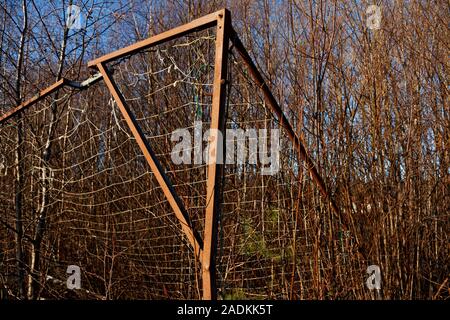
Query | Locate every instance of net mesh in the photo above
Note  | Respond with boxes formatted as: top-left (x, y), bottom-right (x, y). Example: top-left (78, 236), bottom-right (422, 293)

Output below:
top-left (217, 51), bottom-right (363, 299)
top-left (0, 27), bottom-right (364, 300)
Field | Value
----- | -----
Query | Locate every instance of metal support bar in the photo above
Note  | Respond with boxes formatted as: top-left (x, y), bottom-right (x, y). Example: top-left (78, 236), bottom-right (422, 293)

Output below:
top-left (229, 29), bottom-right (359, 245)
top-left (96, 62), bottom-right (204, 259)
top-left (66, 72), bottom-right (103, 89)
top-left (88, 10), bottom-right (222, 68)
top-left (0, 79), bottom-right (66, 124)
top-left (202, 9), bottom-right (230, 300)
top-left (0, 73), bottom-right (104, 125)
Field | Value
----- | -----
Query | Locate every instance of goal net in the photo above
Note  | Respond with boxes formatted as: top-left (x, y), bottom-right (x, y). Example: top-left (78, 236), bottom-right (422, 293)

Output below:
top-left (0, 14), bottom-right (363, 300)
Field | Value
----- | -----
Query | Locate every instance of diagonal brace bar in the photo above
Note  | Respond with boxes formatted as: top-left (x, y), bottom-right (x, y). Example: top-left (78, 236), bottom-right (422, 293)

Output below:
top-left (96, 62), bottom-right (204, 259)
top-left (0, 79), bottom-right (66, 124)
top-left (230, 29), bottom-right (359, 245)
top-left (0, 74), bottom-right (103, 125)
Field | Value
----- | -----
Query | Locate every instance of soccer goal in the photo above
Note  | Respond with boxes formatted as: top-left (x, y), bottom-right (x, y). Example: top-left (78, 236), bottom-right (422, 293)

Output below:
top-left (0, 9), bottom-right (362, 300)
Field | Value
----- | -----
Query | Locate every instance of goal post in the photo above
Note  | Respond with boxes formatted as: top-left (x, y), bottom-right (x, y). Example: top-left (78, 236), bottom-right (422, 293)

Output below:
top-left (0, 8), bottom-right (349, 300)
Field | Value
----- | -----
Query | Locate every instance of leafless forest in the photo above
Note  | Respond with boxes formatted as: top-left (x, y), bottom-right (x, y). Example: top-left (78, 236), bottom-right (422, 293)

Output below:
top-left (0, 0), bottom-right (448, 300)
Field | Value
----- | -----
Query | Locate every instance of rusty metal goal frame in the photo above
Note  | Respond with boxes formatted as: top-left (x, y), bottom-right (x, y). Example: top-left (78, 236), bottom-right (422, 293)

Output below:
top-left (0, 8), bottom-right (348, 300)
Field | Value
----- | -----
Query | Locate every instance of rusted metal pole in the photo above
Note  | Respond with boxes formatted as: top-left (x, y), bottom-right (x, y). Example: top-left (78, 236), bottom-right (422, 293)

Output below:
top-left (0, 79), bottom-right (66, 125)
top-left (202, 9), bottom-right (230, 300)
top-left (96, 62), bottom-right (204, 259)
top-left (0, 74), bottom-right (103, 125)
top-left (88, 10), bottom-right (221, 68)
top-left (230, 29), bottom-right (359, 245)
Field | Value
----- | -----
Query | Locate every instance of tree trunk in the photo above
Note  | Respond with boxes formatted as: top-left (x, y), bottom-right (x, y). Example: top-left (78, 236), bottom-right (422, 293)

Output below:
top-left (14, 0), bottom-right (28, 300)
top-left (27, 0), bottom-right (71, 299)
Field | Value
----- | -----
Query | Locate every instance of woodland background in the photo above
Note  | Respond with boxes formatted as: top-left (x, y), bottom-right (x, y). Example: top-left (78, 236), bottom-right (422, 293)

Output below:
top-left (0, 0), bottom-right (448, 300)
